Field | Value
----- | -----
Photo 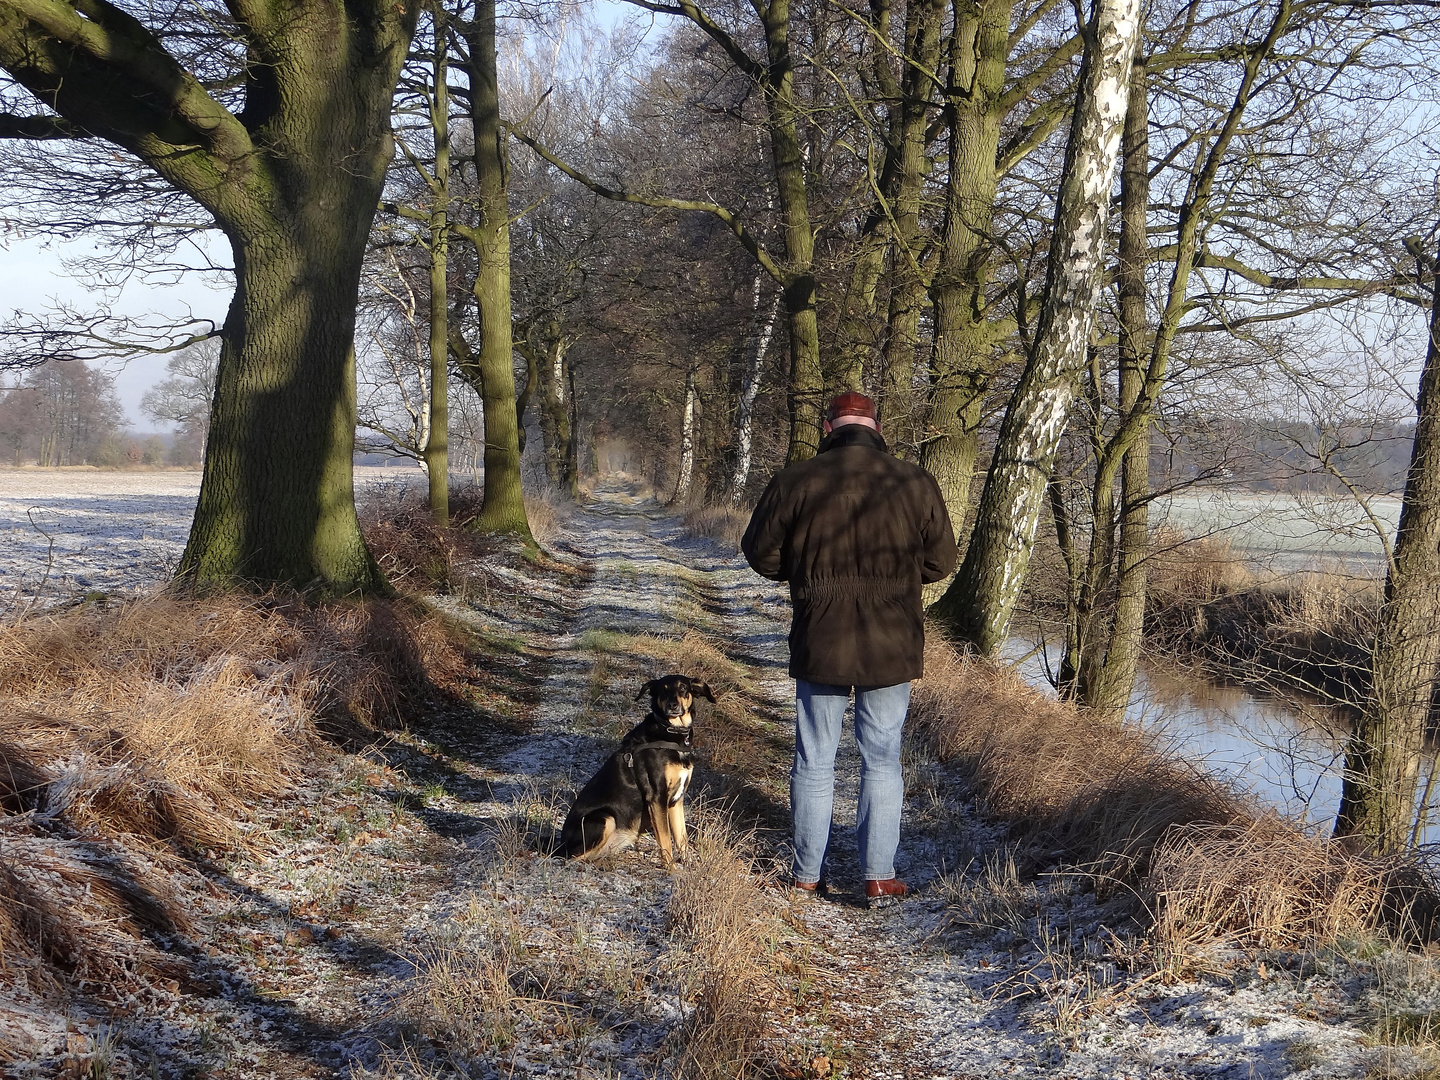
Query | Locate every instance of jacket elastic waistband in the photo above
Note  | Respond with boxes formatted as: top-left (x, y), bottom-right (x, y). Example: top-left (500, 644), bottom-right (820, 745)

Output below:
top-left (791, 577), bottom-right (914, 601)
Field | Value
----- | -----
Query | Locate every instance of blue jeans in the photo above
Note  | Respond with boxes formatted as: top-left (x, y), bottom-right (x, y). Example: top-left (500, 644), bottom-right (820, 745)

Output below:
top-left (791, 679), bottom-right (912, 884)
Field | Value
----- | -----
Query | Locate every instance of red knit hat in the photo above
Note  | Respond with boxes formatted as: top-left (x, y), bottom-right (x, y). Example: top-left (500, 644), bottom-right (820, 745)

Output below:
top-left (826, 391), bottom-right (877, 422)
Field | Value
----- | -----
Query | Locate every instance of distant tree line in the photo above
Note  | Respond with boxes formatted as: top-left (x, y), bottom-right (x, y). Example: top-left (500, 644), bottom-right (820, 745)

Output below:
top-left (0, 360), bottom-right (155, 466)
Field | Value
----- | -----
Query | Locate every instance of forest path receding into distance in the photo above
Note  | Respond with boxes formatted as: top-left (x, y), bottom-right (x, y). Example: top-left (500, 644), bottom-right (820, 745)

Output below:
top-left (14, 477), bottom-right (1380, 1079)
top-left (383, 481), bottom-right (1367, 1080)
top-left (423, 479), bottom-right (981, 1079)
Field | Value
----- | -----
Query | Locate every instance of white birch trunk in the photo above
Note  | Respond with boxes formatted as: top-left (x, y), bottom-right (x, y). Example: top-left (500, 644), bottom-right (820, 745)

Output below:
top-left (731, 279), bottom-right (782, 504)
top-left (674, 367), bottom-right (698, 504)
top-left (932, 0), bottom-right (1143, 654)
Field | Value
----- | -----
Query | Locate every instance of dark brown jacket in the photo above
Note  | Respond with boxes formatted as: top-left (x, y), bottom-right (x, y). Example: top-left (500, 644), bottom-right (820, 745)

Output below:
top-left (741, 425), bottom-right (958, 686)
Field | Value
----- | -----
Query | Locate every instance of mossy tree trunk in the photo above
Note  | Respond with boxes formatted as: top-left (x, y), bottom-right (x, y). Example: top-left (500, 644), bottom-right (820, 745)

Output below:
top-left (0, 0), bottom-right (418, 594)
top-left (424, 12), bottom-right (451, 528)
top-left (1336, 239), bottom-right (1440, 853)
top-left (919, 0), bottom-right (1018, 527)
top-left (877, 0), bottom-right (945, 455)
top-left (758, 0), bottom-right (823, 464)
top-left (531, 320), bottom-right (578, 499)
top-left (454, 0), bottom-right (531, 540)
top-left (931, 0), bottom-right (1143, 654)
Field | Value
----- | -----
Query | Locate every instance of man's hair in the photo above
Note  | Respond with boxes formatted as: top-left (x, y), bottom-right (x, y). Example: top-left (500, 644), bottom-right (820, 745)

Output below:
top-left (825, 391), bottom-right (877, 423)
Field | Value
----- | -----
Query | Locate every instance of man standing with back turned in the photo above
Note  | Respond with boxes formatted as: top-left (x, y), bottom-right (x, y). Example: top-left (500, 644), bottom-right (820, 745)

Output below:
top-left (742, 392), bottom-right (957, 907)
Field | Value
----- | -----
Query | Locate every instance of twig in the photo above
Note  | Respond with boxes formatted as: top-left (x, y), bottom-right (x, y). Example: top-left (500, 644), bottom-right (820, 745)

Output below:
top-left (12, 507), bottom-right (58, 623)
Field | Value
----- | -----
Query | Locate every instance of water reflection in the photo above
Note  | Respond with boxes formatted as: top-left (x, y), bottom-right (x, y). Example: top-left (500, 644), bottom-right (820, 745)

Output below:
top-left (1128, 665), bottom-right (1346, 827)
top-left (1003, 638), bottom-right (1363, 835)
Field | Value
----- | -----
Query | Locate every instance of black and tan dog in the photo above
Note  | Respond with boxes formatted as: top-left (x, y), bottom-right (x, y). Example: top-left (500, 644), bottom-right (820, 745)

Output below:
top-left (560, 674), bottom-right (715, 867)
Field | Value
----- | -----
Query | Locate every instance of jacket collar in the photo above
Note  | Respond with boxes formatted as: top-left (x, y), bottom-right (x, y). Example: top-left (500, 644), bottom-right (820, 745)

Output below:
top-left (819, 424), bottom-right (889, 454)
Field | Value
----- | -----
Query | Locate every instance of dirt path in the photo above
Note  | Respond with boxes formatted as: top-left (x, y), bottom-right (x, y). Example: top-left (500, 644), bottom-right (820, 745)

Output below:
top-left (16, 482), bottom-right (1388, 1079)
top-left (431, 483), bottom-right (1378, 1080)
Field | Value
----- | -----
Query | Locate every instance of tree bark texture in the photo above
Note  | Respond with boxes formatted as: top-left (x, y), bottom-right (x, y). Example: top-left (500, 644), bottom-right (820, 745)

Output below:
top-left (425, 11), bottom-right (451, 528)
top-left (0, 0), bottom-right (418, 592)
top-left (732, 279), bottom-right (781, 502)
top-left (919, 0), bottom-right (1014, 527)
top-left (1336, 242), bottom-right (1440, 853)
top-left (931, 0), bottom-right (1143, 654)
top-left (458, 0), bottom-right (532, 539)
top-left (1082, 57), bottom-right (1151, 717)
top-left (877, 0), bottom-right (945, 454)
top-left (674, 366), bottom-right (698, 504)
top-left (760, 0), bottom-right (824, 464)
top-left (537, 328), bottom-right (578, 498)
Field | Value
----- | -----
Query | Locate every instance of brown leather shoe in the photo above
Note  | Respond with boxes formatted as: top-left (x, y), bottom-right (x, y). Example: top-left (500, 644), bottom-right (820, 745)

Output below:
top-left (864, 878), bottom-right (908, 908)
top-left (790, 877), bottom-right (828, 901)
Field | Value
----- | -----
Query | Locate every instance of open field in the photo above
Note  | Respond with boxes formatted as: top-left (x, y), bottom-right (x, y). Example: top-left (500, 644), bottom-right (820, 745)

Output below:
top-left (0, 466), bottom-right (424, 607)
top-left (1153, 490), bottom-right (1400, 575)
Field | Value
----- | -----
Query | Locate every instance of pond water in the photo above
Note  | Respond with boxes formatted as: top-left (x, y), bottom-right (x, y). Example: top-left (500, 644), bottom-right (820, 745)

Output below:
top-left (1003, 639), bottom-right (1428, 838)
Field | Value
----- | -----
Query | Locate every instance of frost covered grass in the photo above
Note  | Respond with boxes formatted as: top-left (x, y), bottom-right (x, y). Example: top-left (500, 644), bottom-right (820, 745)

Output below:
top-left (909, 633), bottom-right (1426, 953)
top-left (666, 806), bottom-right (782, 1080)
top-left (0, 591), bottom-right (472, 1011)
top-left (370, 795), bottom-right (782, 1080)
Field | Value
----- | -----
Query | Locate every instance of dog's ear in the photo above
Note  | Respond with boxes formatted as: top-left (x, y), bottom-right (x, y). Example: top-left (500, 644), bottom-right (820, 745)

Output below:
top-left (688, 679), bottom-right (717, 703)
top-left (635, 679), bottom-right (658, 702)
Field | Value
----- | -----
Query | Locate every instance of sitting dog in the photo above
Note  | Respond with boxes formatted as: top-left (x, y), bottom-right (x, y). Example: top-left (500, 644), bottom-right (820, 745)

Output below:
top-left (560, 674), bottom-right (716, 867)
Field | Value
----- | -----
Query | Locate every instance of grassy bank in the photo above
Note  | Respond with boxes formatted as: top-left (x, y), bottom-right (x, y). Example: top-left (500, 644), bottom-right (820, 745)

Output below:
top-left (1137, 530), bottom-right (1380, 711)
top-left (911, 633), bottom-right (1438, 952)
top-left (0, 592), bottom-right (474, 1048)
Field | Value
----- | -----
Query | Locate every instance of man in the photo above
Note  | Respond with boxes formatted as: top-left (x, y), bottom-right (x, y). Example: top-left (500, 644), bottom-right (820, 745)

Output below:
top-left (741, 392), bottom-right (957, 907)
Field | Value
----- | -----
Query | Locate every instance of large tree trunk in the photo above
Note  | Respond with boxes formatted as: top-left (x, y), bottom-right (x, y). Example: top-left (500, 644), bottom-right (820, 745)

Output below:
top-left (877, 0), bottom-right (945, 455)
top-left (761, 0), bottom-right (824, 464)
top-left (1082, 57), bottom-right (1151, 717)
top-left (931, 0), bottom-right (1143, 654)
top-left (457, 0), bottom-right (531, 539)
top-left (184, 232), bottom-right (385, 590)
top-left (918, 0), bottom-right (1013, 527)
top-left (0, 0), bottom-right (417, 593)
top-left (1059, 58), bottom-right (1149, 706)
top-left (1335, 241), bottom-right (1440, 853)
top-left (425, 10), bottom-right (451, 528)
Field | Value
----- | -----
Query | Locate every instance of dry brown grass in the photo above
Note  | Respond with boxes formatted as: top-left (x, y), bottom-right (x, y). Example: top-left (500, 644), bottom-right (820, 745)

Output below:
top-left (910, 633), bottom-right (1409, 950)
top-left (666, 805), bottom-right (782, 1080)
top-left (359, 481), bottom-right (573, 592)
top-left (523, 489), bottom-right (572, 546)
top-left (1148, 821), bottom-right (1387, 951)
top-left (1142, 528), bottom-right (1380, 706)
top-left (0, 591), bottom-right (471, 998)
top-left (389, 893), bottom-right (645, 1073)
top-left (1146, 526), bottom-right (1255, 607)
top-left (682, 504), bottom-right (752, 552)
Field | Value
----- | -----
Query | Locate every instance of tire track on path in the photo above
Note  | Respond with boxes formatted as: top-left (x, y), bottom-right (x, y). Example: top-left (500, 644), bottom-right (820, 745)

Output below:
top-left (527, 482), bottom-right (976, 1079)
